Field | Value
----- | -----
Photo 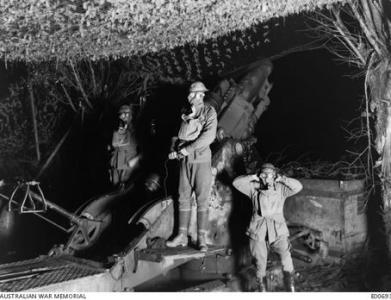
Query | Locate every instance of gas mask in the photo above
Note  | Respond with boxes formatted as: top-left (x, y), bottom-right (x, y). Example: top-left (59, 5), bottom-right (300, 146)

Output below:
top-left (117, 118), bottom-right (125, 129)
top-left (258, 169), bottom-right (277, 190)
top-left (187, 92), bottom-right (204, 111)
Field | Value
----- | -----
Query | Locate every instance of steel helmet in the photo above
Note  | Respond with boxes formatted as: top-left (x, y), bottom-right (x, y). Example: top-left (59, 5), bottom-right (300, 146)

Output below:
top-left (189, 81), bottom-right (208, 93)
top-left (118, 105), bottom-right (131, 114)
top-left (260, 163), bottom-right (277, 172)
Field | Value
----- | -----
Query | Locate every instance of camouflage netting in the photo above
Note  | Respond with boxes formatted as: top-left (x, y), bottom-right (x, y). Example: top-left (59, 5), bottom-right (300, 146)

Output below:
top-left (0, 7), bottom-right (328, 179)
top-left (0, 0), bottom-right (364, 182)
top-left (0, 0), bottom-right (347, 62)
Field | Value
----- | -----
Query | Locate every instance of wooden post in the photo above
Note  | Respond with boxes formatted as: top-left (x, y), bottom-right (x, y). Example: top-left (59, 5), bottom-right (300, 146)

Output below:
top-left (28, 82), bottom-right (40, 162)
top-left (37, 126), bottom-right (72, 179)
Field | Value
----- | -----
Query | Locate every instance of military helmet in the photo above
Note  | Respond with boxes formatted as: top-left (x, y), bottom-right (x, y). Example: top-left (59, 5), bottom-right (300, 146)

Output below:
top-left (260, 163), bottom-right (277, 172)
top-left (189, 81), bottom-right (208, 93)
top-left (118, 105), bottom-right (131, 114)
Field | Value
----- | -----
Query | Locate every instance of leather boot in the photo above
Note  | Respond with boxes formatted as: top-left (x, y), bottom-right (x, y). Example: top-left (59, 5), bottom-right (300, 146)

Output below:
top-left (197, 207), bottom-right (209, 252)
top-left (166, 232), bottom-right (188, 247)
top-left (198, 232), bottom-right (208, 252)
top-left (255, 277), bottom-right (267, 292)
top-left (283, 271), bottom-right (295, 292)
top-left (166, 209), bottom-right (190, 248)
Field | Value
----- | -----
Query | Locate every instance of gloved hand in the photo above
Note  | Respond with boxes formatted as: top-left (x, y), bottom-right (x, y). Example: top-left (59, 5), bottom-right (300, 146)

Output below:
top-left (168, 149), bottom-right (189, 160)
top-left (251, 174), bottom-right (260, 182)
top-left (179, 148), bottom-right (189, 157)
top-left (128, 155), bottom-right (141, 169)
top-left (250, 174), bottom-right (261, 190)
top-left (168, 151), bottom-right (178, 160)
top-left (274, 174), bottom-right (286, 183)
top-left (168, 148), bottom-right (189, 160)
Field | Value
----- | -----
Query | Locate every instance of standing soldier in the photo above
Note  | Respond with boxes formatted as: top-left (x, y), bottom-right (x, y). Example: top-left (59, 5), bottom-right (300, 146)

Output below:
top-left (232, 163), bottom-right (303, 292)
top-left (166, 82), bottom-right (217, 252)
top-left (109, 105), bottom-right (140, 189)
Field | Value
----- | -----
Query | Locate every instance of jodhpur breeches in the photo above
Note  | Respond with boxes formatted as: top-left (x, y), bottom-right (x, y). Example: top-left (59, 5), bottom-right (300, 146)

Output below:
top-left (249, 235), bottom-right (294, 278)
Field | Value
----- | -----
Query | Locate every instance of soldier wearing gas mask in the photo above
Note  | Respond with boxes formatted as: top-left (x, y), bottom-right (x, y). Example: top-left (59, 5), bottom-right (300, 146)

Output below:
top-left (109, 105), bottom-right (140, 189)
top-left (166, 81), bottom-right (217, 252)
top-left (233, 163), bottom-right (303, 292)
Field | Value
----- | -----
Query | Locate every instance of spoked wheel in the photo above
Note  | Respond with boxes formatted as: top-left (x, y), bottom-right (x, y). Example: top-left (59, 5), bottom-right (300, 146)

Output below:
top-left (67, 211), bottom-right (112, 252)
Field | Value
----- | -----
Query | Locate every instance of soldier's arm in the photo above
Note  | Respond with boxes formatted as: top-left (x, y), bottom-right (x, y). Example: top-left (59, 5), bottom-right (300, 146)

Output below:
top-left (232, 174), bottom-right (259, 198)
top-left (181, 107), bottom-right (217, 153)
top-left (112, 131), bottom-right (121, 147)
top-left (279, 177), bottom-right (303, 197)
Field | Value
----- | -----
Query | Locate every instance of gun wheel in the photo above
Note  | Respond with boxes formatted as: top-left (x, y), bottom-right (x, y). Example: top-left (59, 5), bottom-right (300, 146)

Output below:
top-left (68, 212), bottom-right (112, 251)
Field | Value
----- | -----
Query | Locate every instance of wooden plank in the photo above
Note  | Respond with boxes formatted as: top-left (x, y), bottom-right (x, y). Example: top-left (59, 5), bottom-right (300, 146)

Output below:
top-left (181, 280), bottom-right (227, 292)
top-left (138, 246), bottom-right (226, 262)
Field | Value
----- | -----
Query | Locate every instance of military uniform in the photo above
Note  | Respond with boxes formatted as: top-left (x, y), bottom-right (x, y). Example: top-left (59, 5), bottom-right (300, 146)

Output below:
top-left (110, 127), bottom-right (138, 186)
top-left (176, 103), bottom-right (217, 239)
top-left (233, 175), bottom-right (303, 281)
top-left (167, 81), bottom-right (217, 252)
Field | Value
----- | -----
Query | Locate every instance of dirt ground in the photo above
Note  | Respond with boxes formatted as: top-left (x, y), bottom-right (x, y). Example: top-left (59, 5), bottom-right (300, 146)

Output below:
top-left (225, 246), bottom-right (391, 292)
top-left (287, 251), bottom-right (391, 292)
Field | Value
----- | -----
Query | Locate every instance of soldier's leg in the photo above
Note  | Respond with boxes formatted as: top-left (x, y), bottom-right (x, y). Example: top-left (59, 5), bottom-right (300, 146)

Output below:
top-left (193, 161), bottom-right (212, 251)
top-left (167, 159), bottom-right (192, 247)
top-left (271, 236), bottom-right (294, 273)
top-left (110, 169), bottom-right (120, 186)
top-left (178, 160), bottom-right (193, 232)
top-left (271, 236), bottom-right (295, 291)
top-left (121, 168), bottom-right (132, 184)
top-left (249, 238), bottom-right (268, 291)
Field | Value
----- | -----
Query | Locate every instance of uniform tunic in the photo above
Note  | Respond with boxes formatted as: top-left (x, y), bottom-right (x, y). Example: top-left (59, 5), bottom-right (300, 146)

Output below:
top-left (175, 103), bottom-right (217, 234)
top-left (110, 127), bottom-right (138, 185)
top-left (233, 175), bottom-right (303, 277)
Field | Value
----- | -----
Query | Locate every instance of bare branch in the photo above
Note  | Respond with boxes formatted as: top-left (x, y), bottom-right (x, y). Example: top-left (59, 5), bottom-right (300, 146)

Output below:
top-left (60, 83), bottom-right (77, 112)
top-left (68, 59), bottom-right (93, 110)
top-left (88, 60), bottom-right (97, 97)
top-left (331, 8), bottom-right (366, 64)
top-left (48, 90), bottom-right (68, 107)
top-left (350, 1), bottom-right (384, 56)
top-left (347, 146), bottom-right (368, 166)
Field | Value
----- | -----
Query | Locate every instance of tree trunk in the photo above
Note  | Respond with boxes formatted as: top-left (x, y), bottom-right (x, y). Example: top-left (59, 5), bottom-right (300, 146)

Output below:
top-left (369, 61), bottom-right (391, 254)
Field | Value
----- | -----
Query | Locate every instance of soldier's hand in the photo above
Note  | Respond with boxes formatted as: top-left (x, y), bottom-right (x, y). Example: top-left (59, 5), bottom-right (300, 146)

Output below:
top-left (179, 148), bottom-right (189, 157)
top-left (251, 174), bottom-right (260, 182)
top-left (128, 155), bottom-right (141, 168)
top-left (168, 151), bottom-right (178, 160)
top-left (250, 174), bottom-right (260, 189)
top-left (275, 174), bottom-right (285, 183)
top-left (257, 173), bottom-right (267, 185)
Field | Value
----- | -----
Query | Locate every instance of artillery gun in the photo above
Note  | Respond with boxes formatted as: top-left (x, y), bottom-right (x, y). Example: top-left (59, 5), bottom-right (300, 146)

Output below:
top-left (0, 59), bottom-right (329, 291)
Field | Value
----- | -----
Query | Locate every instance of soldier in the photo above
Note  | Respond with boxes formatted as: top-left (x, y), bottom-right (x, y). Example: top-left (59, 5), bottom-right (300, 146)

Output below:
top-left (166, 81), bottom-right (217, 252)
top-left (232, 163), bottom-right (303, 292)
top-left (109, 105), bottom-right (140, 189)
